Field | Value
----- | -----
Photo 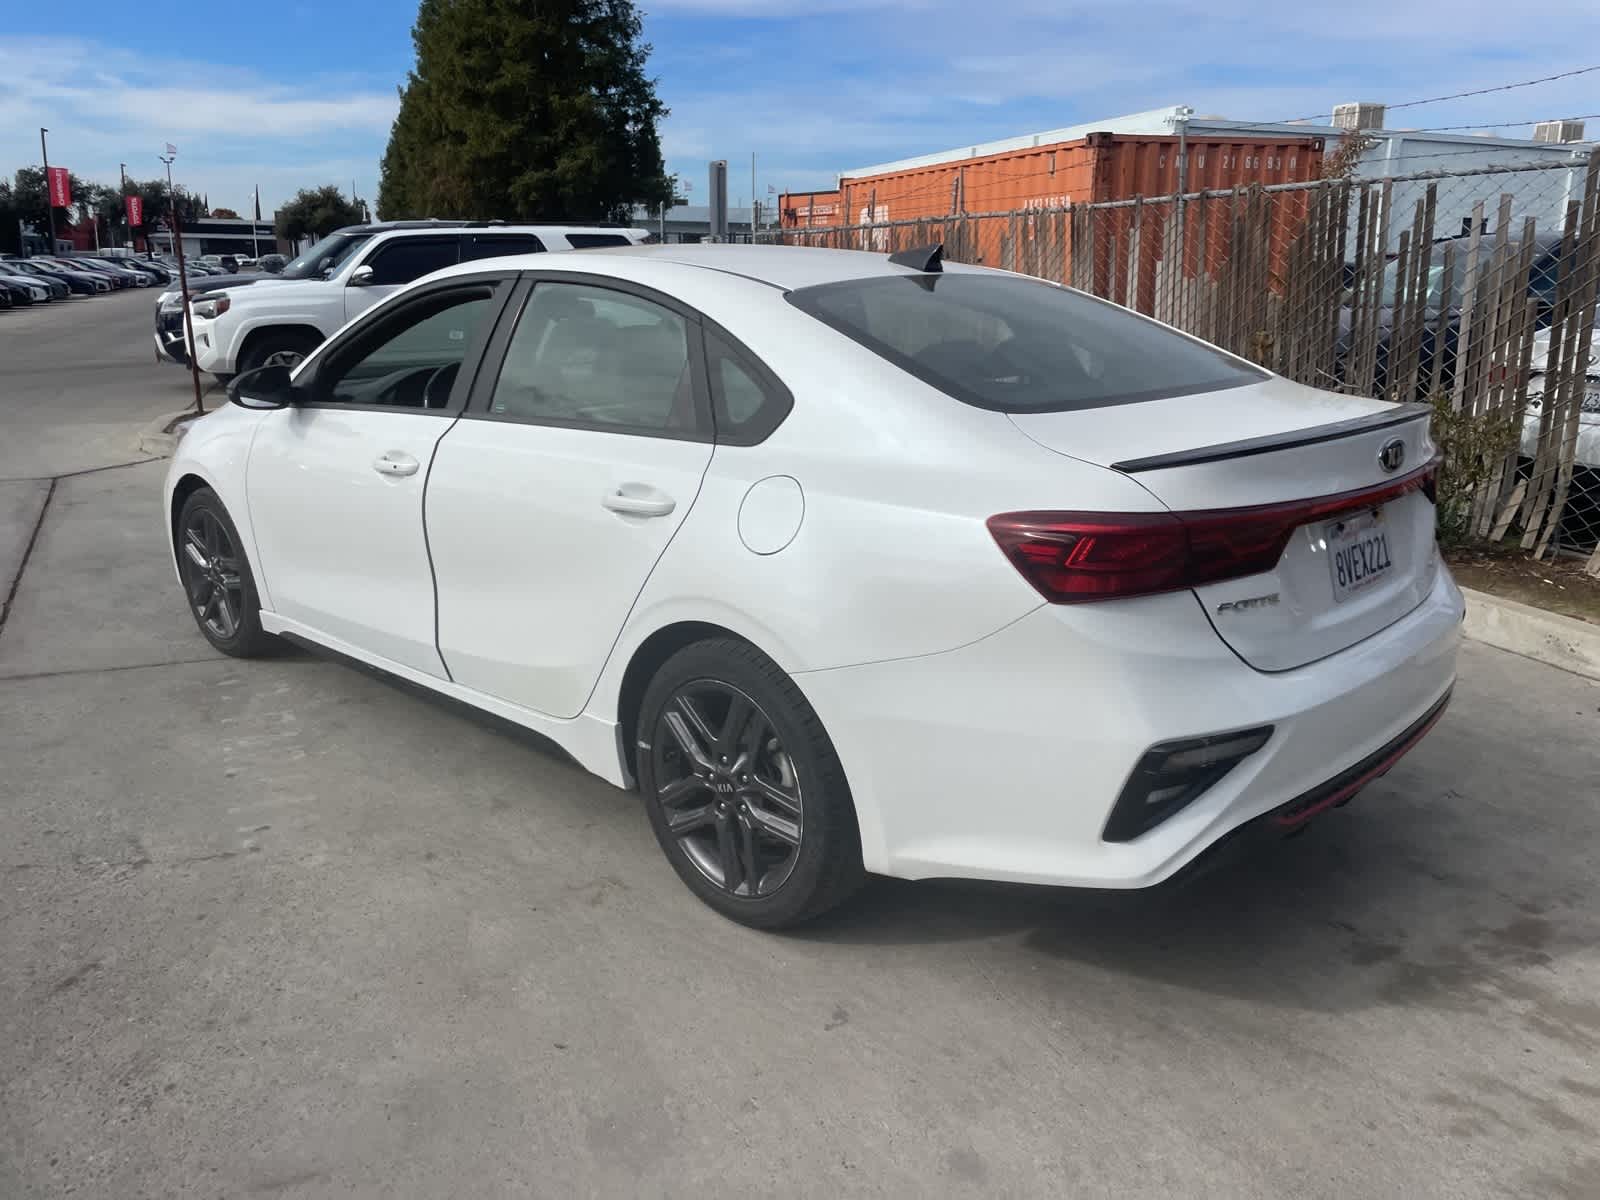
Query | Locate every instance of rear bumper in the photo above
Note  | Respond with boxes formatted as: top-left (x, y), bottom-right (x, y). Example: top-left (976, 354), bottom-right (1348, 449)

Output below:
top-left (798, 562), bottom-right (1463, 888)
top-left (1165, 686), bottom-right (1452, 886)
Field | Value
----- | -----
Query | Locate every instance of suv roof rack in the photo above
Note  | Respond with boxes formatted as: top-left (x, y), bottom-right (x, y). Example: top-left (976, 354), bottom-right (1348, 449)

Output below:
top-left (330, 218), bottom-right (632, 236)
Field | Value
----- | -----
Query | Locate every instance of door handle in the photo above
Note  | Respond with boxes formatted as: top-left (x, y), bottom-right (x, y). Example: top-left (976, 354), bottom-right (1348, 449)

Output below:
top-left (602, 487), bottom-right (676, 518)
top-left (373, 451), bottom-right (420, 477)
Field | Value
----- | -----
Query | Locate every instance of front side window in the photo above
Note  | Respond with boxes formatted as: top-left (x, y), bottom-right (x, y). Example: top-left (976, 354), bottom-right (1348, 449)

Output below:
top-left (279, 233), bottom-right (372, 280)
top-left (317, 289), bottom-right (495, 410)
top-left (788, 273), bottom-right (1265, 413)
top-left (359, 237), bottom-right (461, 286)
top-left (488, 282), bottom-right (699, 434)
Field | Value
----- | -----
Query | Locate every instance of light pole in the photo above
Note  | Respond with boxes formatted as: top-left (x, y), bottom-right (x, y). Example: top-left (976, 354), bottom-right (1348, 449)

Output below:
top-left (40, 127), bottom-right (56, 252)
top-left (120, 163), bottom-right (129, 250)
top-left (161, 149), bottom-right (204, 416)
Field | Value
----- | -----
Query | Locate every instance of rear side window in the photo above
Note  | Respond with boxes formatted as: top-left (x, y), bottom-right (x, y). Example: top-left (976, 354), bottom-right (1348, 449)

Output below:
top-left (704, 329), bottom-right (792, 444)
top-left (487, 281), bottom-right (702, 436)
top-left (787, 274), bottom-right (1265, 412)
top-left (464, 234), bottom-right (545, 260)
top-left (565, 233), bottom-right (632, 249)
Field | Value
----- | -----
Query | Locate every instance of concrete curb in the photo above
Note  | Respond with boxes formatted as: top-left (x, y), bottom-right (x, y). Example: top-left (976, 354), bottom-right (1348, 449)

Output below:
top-left (1460, 586), bottom-right (1600, 681)
top-left (135, 410), bottom-right (207, 458)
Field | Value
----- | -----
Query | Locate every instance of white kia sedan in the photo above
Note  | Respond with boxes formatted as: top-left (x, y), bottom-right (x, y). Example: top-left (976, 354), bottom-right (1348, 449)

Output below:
top-left (163, 243), bottom-right (1463, 927)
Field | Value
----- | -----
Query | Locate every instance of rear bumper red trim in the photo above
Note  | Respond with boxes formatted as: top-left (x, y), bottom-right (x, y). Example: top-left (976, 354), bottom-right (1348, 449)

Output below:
top-left (1269, 687), bottom-right (1453, 830)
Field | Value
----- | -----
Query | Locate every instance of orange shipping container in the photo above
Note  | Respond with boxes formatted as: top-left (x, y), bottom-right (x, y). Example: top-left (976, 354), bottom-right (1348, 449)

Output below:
top-left (814, 132), bottom-right (1324, 227)
top-left (780, 132), bottom-right (1326, 317)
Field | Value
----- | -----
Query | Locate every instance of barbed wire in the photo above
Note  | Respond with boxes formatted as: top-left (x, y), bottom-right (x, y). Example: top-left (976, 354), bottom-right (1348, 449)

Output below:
top-left (1390, 113), bottom-right (1600, 133)
top-left (1280, 66), bottom-right (1600, 123)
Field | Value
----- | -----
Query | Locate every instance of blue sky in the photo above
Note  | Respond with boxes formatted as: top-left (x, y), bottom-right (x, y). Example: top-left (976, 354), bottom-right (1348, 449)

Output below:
top-left (3, 0), bottom-right (1598, 218)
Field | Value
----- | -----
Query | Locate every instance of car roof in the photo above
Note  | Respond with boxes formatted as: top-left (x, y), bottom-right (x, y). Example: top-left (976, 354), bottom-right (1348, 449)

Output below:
top-left (434, 242), bottom-right (963, 292)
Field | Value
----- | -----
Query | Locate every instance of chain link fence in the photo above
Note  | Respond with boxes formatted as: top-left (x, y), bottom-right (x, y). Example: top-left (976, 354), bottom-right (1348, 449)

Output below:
top-left (755, 152), bottom-right (1600, 569)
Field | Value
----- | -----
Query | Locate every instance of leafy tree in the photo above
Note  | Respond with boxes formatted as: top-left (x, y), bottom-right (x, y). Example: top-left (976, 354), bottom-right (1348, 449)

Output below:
top-left (378, 0), bottom-right (672, 222)
top-left (8, 167), bottom-right (96, 239)
top-left (274, 186), bottom-right (364, 242)
top-left (210, 206), bottom-right (242, 219)
top-left (0, 181), bottom-right (18, 255)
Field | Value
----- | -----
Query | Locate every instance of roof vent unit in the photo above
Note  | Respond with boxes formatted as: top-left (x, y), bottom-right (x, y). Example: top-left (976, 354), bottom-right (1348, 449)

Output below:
top-left (1331, 102), bottom-right (1385, 131)
top-left (1533, 120), bottom-right (1586, 144)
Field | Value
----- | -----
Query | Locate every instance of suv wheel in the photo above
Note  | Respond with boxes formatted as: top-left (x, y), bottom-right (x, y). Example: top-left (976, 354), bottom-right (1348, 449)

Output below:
top-left (238, 331), bottom-right (320, 374)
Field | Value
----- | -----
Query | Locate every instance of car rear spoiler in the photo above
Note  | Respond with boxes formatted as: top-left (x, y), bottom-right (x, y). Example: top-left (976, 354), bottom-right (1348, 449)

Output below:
top-left (1110, 402), bottom-right (1431, 474)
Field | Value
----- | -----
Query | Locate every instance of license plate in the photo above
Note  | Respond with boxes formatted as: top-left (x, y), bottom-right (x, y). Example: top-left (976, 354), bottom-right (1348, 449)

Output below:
top-left (1326, 507), bottom-right (1394, 602)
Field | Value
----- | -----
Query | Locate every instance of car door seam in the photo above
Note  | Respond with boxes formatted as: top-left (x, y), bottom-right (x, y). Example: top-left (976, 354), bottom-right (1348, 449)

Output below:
top-left (573, 443), bottom-right (719, 720)
top-left (422, 276), bottom-right (521, 682)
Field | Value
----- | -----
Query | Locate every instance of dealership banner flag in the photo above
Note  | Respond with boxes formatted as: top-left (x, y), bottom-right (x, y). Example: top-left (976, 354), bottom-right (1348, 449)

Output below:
top-left (47, 166), bottom-right (71, 208)
top-left (126, 195), bottom-right (144, 226)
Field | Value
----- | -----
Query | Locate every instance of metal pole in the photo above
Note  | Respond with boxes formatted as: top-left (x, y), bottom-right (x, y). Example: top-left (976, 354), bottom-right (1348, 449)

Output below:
top-left (163, 154), bottom-right (204, 416)
top-left (40, 128), bottom-right (56, 253)
top-left (751, 153), bottom-right (757, 242)
top-left (1175, 107), bottom-right (1189, 297)
top-left (252, 187), bottom-right (260, 259)
top-left (120, 163), bottom-right (129, 250)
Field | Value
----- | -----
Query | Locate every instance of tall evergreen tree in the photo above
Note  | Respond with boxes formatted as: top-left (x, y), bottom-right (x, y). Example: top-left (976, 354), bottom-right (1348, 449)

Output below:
top-left (379, 0), bottom-right (672, 222)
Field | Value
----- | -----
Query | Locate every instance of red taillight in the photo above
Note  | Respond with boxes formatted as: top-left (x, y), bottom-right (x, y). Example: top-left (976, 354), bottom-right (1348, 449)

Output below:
top-left (989, 456), bottom-right (1439, 604)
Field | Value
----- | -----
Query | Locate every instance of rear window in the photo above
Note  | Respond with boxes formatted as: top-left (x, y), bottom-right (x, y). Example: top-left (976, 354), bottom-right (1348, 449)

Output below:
top-left (566, 233), bottom-right (632, 249)
top-left (787, 273), bottom-right (1265, 412)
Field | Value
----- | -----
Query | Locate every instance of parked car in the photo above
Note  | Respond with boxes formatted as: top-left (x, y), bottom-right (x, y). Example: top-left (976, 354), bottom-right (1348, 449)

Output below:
top-left (32, 261), bottom-right (113, 293)
top-left (1520, 321), bottom-right (1600, 551)
top-left (106, 257), bottom-right (174, 285)
top-left (47, 257), bottom-right (139, 289)
top-left (5, 261), bottom-right (80, 297)
top-left (165, 242), bottom-right (1462, 927)
top-left (152, 266), bottom-right (295, 366)
top-left (198, 255), bottom-right (224, 269)
top-left (1338, 233), bottom-right (1565, 400)
top-left (258, 254), bottom-right (288, 274)
top-left (185, 221), bottom-right (649, 377)
top-left (0, 282), bottom-right (11, 310)
top-left (0, 274), bottom-right (47, 304)
top-left (24, 269), bottom-right (67, 300)
top-left (86, 256), bottom-right (154, 287)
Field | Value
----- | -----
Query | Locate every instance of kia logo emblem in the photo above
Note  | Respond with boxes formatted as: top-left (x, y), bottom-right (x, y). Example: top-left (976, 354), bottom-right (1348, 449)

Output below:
top-left (1378, 438), bottom-right (1406, 473)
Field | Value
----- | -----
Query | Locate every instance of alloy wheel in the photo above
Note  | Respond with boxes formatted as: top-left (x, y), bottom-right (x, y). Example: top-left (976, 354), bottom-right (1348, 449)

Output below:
top-left (262, 348), bottom-right (305, 369)
top-left (180, 508), bottom-right (243, 640)
top-left (651, 681), bottom-right (804, 898)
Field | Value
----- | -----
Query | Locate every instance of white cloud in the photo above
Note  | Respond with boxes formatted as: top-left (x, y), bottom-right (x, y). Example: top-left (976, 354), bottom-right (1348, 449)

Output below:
top-left (0, 37), bottom-right (394, 212)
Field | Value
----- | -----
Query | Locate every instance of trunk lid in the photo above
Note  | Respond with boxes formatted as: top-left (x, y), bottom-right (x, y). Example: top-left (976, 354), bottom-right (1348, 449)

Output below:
top-left (1009, 376), bottom-right (1441, 672)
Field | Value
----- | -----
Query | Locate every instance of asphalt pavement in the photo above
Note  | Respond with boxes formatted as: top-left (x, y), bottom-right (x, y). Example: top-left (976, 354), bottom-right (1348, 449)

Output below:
top-left (2, 292), bottom-right (1598, 1199)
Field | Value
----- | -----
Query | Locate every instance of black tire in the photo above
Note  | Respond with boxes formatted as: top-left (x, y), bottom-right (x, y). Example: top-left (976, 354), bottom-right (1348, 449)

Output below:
top-left (175, 487), bottom-right (276, 658)
top-left (637, 639), bottom-right (865, 929)
top-left (237, 330), bottom-right (320, 375)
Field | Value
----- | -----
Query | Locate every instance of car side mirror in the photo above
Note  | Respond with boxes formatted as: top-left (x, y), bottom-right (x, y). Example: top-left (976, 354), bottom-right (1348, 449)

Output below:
top-left (228, 364), bottom-right (296, 410)
top-left (348, 264), bottom-right (376, 287)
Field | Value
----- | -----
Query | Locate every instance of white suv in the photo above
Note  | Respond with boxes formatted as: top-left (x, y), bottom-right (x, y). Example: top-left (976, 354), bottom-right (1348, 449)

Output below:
top-left (185, 221), bottom-right (649, 377)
